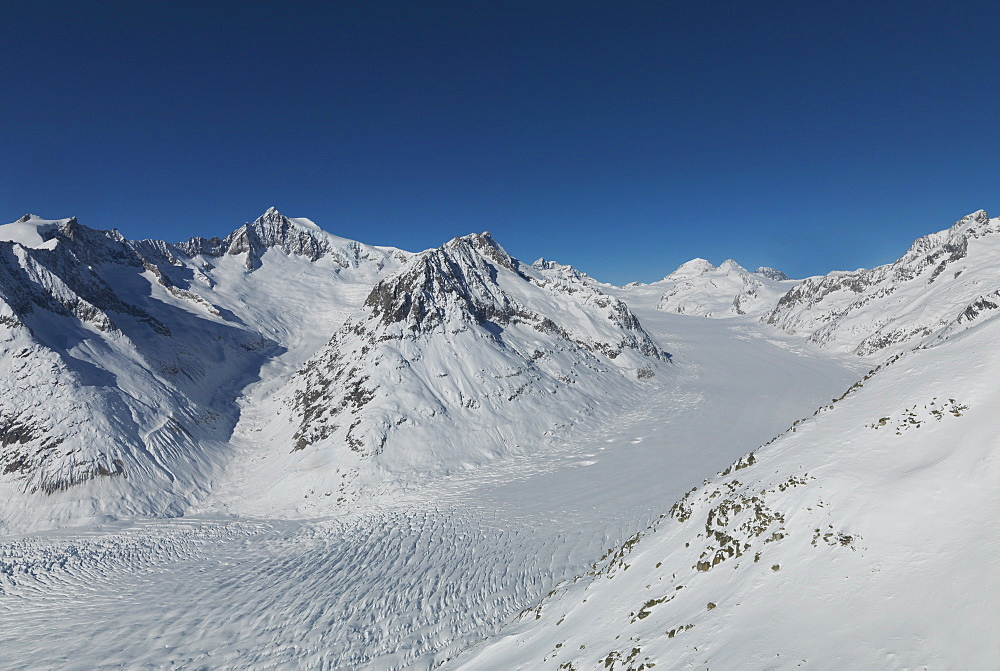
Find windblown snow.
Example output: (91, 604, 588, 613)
(1, 208, 997, 670)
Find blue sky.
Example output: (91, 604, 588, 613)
(3, 1, 998, 284)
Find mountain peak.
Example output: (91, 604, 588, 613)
(0, 215, 73, 249)
(754, 266, 789, 281)
(718, 259, 747, 273)
(666, 258, 716, 280)
(251, 206, 289, 226)
(446, 230, 522, 275)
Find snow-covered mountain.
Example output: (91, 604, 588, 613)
(651, 258, 797, 317)
(221, 231, 668, 514)
(0, 208, 413, 530)
(2, 206, 998, 670)
(0, 214, 265, 529)
(0, 210, 667, 530)
(764, 209, 1000, 357)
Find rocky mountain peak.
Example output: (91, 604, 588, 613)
(364, 232, 526, 333)
(170, 208, 401, 272)
(754, 266, 789, 281)
(291, 230, 666, 460)
(445, 231, 523, 275)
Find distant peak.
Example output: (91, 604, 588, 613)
(11, 214, 76, 227)
(449, 230, 501, 251)
(718, 259, 747, 273)
(253, 206, 287, 223)
(1, 214, 71, 249)
(666, 258, 715, 279)
(952, 209, 990, 231)
(532, 257, 566, 271)
(456, 230, 496, 245)
(754, 266, 789, 281)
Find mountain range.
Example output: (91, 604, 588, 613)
(1, 207, 997, 669)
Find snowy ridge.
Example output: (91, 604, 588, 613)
(0, 212, 668, 530)
(157, 206, 409, 271)
(0, 214, 67, 250)
(764, 209, 1000, 357)
(530, 257, 604, 288)
(652, 257, 797, 317)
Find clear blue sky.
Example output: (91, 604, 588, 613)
(3, 1, 998, 284)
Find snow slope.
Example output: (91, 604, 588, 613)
(0, 208, 407, 532)
(454, 280, 1000, 670)
(765, 209, 1000, 358)
(0, 214, 64, 250)
(0, 215, 274, 531)
(0, 298, 861, 670)
(208, 231, 669, 518)
(0, 209, 673, 531)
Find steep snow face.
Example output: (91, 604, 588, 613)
(764, 210, 1000, 358)
(0, 209, 408, 532)
(0, 216, 277, 531)
(228, 232, 668, 514)
(454, 293, 1000, 671)
(0, 214, 66, 250)
(653, 258, 797, 317)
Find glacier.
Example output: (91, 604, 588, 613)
(1, 207, 998, 670)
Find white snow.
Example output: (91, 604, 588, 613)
(644, 256, 798, 318)
(764, 209, 1000, 357)
(1, 208, 997, 670)
(0, 215, 65, 250)
(0, 299, 862, 670)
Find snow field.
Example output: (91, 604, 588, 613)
(0, 307, 861, 669)
(455, 297, 1000, 670)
